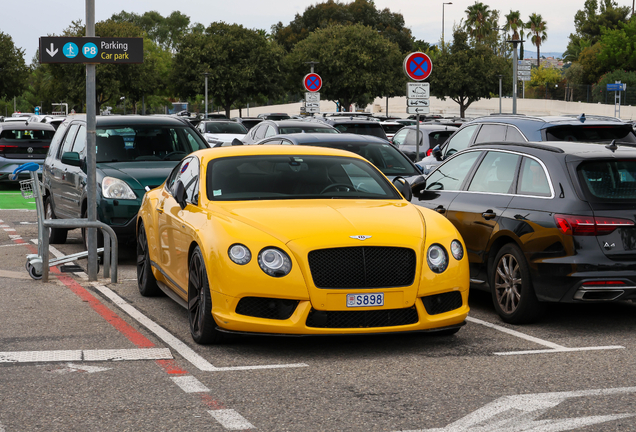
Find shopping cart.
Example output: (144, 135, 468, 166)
(10, 163, 118, 282)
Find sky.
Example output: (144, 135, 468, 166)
(2, 0, 629, 63)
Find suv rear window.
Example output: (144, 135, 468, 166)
(545, 125, 636, 143)
(0, 129, 55, 140)
(578, 160, 636, 200)
(333, 123, 387, 139)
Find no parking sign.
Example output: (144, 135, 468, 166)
(403, 52, 432, 81)
(303, 73, 322, 92)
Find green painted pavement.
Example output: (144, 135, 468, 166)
(0, 191, 36, 210)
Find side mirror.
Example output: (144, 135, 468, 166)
(61, 151, 81, 167)
(410, 175, 427, 199)
(432, 145, 443, 161)
(392, 176, 413, 201)
(174, 180, 187, 210)
(231, 138, 243, 146)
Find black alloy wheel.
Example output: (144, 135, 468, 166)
(188, 247, 223, 344)
(45, 196, 67, 244)
(490, 243, 544, 324)
(137, 222, 161, 296)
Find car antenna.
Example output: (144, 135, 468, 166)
(605, 139, 618, 152)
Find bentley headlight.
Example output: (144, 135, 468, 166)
(102, 177, 136, 199)
(228, 244, 251, 265)
(450, 240, 464, 261)
(427, 244, 448, 273)
(258, 247, 292, 277)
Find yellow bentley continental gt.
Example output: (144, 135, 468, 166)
(136, 145, 469, 344)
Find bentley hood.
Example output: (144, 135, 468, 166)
(215, 200, 426, 245)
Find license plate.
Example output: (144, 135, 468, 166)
(346, 293, 384, 308)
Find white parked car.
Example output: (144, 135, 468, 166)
(197, 120, 248, 147)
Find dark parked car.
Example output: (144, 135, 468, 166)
(417, 114, 636, 175)
(412, 140, 636, 323)
(256, 113, 291, 120)
(231, 117, 263, 130)
(42, 115, 209, 246)
(242, 119, 339, 145)
(391, 124, 458, 161)
(256, 133, 424, 182)
(315, 116, 389, 140)
(0, 121, 56, 181)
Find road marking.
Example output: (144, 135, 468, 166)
(171, 376, 210, 393)
(93, 282, 309, 372)
(0, 269, 33, 280)
(209, 409, 255, 430)
(467, 316, 625, 355)
(400, 386, 636, 432)
(57, 363, 112, 373)
(0, 348, 172, 363)
(8, 235, 21, 240)
(0, 243, 28, 248)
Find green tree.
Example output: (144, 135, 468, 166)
(464, 2, 493, 44)
(110, 10, 192, 51)
(429, 29, 509, 117)
(0, 32, 30, 101)
(529, 65, 563, 87)
(592, 69, 636, 102)
(504, 10, 524, 40)
(577, 43, 605, 84)
(526, 13, 548, 68)
(597, 18, 636, 72)
(272, 0, 414, 53)
(285, 23, 405, 111)
(171, 22, 286, 117)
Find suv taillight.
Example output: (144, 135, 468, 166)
(0, 145, 18, 153)
(555, 214, 634, 236)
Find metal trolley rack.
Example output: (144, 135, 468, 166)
(10, 163, 118, 282)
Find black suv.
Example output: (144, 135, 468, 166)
(417, 114, 636, 175)
(42, 115, 209, 246)
(315, 116, 388, 140)
(242, 119, 338, 145)
(412, 140, 636, 323)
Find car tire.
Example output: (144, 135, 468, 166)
(45, 196, 67, 244)
(188, 246, 223, 344)
(490, 243, 544, 324)
(137, 221, 161, 297)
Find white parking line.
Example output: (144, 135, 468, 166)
(92, 283, 308, 372)
(171, 376, 210, 393)
(208, 409, 255, 430)
(0, 348, 172, 363)
(467, 316, 625, 355)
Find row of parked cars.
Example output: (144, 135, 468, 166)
(5, 110, 636, 343)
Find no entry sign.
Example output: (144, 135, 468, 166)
(403, 52, 432, 81)
(303, 73, 322, 92)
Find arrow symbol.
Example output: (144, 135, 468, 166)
(46, 43, 58, 57)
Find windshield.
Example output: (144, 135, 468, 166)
(205, 122, 247, 134)
(95, 125, 208, 162)
(207, 155, 401, 201)
(278, 126, 339, 134)
(333, 123, 387, 139)
(381, 124, 403, 134)
(577, 159, 636, 201)
(545, 125, 636, 143)
(303, 141, 419, 177)
(0, 129, 55, 140)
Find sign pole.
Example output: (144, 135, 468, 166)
(415, 114, 421, 162)
(86, 0, 98, 281)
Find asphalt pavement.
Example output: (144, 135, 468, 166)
(1, 202, 636, 432)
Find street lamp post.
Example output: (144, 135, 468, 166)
(203, 72, 209, 119)
(506, 39, 524, 114)
(120, 96, 126, 115)
(498, 75, 503, 113)
(442, 2, 452, 47)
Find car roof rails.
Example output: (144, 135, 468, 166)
(471, 141, 565, 153)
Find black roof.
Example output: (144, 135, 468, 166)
(468, 140, 636, 159)
(0, 121, 55, 130)
(259, 133, 391, 146)
(262, 119, 335, 128)
(65, 114, 194, 127)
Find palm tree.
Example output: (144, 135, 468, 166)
(465, 1, 492, 43)
(504, 10, 523, 40)
(526, 13, 547, 68)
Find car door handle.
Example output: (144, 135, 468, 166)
(482, 210, 497, 220)
(434, 205, 446, 214)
